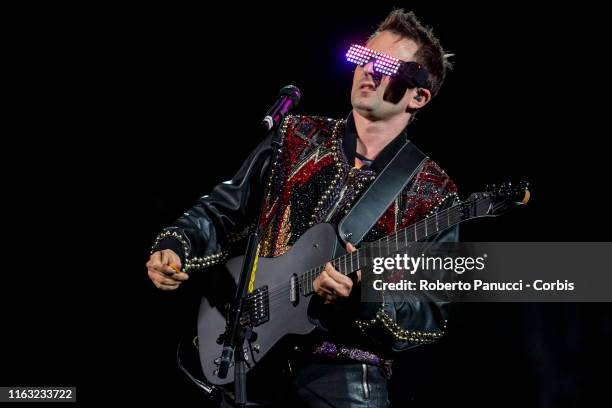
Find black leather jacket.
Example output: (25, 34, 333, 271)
(152, 135, 273, 270)
(152, 114, 458, 354)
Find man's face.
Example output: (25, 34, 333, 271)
(351, 31, 420, 120)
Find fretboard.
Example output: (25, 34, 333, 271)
(299, 200, 469, 295)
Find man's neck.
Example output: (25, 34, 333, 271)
(352, 110, 409, 160)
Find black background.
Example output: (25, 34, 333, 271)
(2, 2, 611, 406)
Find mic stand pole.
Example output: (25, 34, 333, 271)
(216, 124, 282, 408)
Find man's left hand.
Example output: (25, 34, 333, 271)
(313, 243, 361, 304)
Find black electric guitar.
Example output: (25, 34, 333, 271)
(197, 182, 530, 385)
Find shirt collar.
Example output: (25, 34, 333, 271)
(342, 111, 409, 173)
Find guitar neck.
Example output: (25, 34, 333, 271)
(299, 199, 473, 295)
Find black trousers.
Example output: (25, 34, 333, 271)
(221, 362, 390, 408)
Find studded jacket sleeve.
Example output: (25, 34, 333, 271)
(369, 218, 459, 353)
(151, 136, 273, 273)
(352, 163, 460, 353)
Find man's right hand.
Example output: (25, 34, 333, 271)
(146, 249, 189, 291)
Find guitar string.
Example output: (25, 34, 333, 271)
(239, 210, 470, 314)
(240, 198, 509, 317)
(239, 192, 520, 311)
(239, 196, 513, 313)
(240, 207, 471, 310)
(243, 211, 470, 309)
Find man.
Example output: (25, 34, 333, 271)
(147, 9, 457, 407)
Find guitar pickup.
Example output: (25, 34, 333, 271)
(241, 286, 269, 327)
(290, 275, 298, 303)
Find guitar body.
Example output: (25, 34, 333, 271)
(197, 223, 342, 386)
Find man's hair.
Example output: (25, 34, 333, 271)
(369, 9, 452, 97)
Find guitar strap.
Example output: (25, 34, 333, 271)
(338, 140, 427, 246)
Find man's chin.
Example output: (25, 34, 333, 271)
(352, 106, 381, 121)
(352, 99, 377, 113)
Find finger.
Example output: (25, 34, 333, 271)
(168, 263, 183, 275)
(313, 273, 332, 295)
(150, 276, 179, 290)
(146, 252, 163, 269)
(324, 263, 353, 292)
(171, 271, 189, 281)
(162, 250, 182, 268)
(159, 276, 181, 286)
(169, 262, 183, 273)
(157, 282, 180, 291)
(160, 250, 173, 265)
(317, 284, 334, 298)
(319, 268, 350, 297)
(343, 244, 360, 283)
(314, 273, 337, 299)
(148, 269, 182, 286)
(149, 256, 171, 273)
(155, 263, 179, 276)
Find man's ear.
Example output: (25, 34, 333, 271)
(405, 88, 432, 111)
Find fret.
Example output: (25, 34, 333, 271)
(311, 269, 315, 293)
(385, 235, 390, 257)
(308, 271, 312, 295)
(299, 273, 303, 295)
(300, 203, 469, 295)
(300, 272, 304, 295)
(310, 270, 314, 294)
(296, 203, 471, 296)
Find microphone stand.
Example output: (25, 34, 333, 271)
(216, 122, 283, 408)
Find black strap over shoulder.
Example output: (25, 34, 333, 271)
(338, 141, 427, 246)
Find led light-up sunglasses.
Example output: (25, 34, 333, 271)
(346, 44, 430, 88)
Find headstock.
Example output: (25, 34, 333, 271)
(462, 181, 530, 219)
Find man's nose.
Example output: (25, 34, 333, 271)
(362, 60, 376, 76)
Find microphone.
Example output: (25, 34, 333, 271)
(262, 85, 301, 131)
